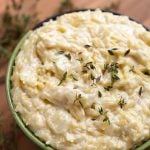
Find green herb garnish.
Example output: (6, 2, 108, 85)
(142, 69, 150, 76)
(58, 72, 67, 85)
(107, 48, 118, 55)
(139, 87, 143, 96)
(71, 74, 78, 81)
(103, 115, 110, 125)
(74, 93, 83, 108)
(65, 53, 71, 60)
(57, 50, 64, 54)
(84, 62, 96, 70)
(108, 63, 120, 83)
(124, 49, 130, 56)
(84, 44, 92, 48)
(98, 107, 103, 115)
(104, 85, 113, 91)
(98, 91, 102, 98)
(102, 63, 109, 74)
(118, 97, 126, 108)
(129, 66, 135, 72)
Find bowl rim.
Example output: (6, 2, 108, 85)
(5, 9, 150, 150)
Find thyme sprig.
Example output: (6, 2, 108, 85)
(0, 0, 39, 67)
(98, 107, 104, 115)
(108, 63, 120, 83)
(58, 72, 67, 85)
(107, 48, 118, 55)
(118, 97, 126, 108)
(103, 115, 110, 125)
(129, 66, 135, 73)
(74, 93, 83, 108)
(84, 62, 96, 70)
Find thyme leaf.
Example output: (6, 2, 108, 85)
(58, 72, 67, 85)
(74, 93, 83, 108)
(84, 44, 92, 48)
(108, 63, 120, 83)
(142, 69, 150, 76)
(102, 63, 109, 74)
(98, 91, 102, 98)
(104, 85, 113, 91)
(118, 97, 126, 108)
(84, 62, 96, 70)
(139, 87, 143, 96)
(103, 115, 110, 125)
(107, 48, 118, 55)
(70, 74, 78, 81)
(98, 107, 103, 115)
(57, 50, 64, 54)
(65, 53, 71, 60)
(124, 49, 130, 56)
(129, 66, 135, 73)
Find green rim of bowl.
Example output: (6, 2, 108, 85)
(5, 31, 54, 150)
(6, 12, 150, 150)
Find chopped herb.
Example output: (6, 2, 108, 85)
(139, 87, 143, 96)
(103, 115, 110, 125)
(90, 74, 97, 86)
(98, 91, 102, 98)
(71, 74, 78, 81)
(65, 53, 71, 60)
(98, 107, 103, 115)
(118, 97, 126, 108)
(111, 73, 120, 82)
(57, 50, 64, 54)
(142, 69, 150, 76)
(58, 72, 67, 85)
(102, 63, 109, 74)
(84, 44, 92, 48)
(129, 66, 135, 72)
(124, 49, 130, 56)
(107, 48, 118, 55)
(76, 57, 83, 62)
(108, 63, 120, 83)
(108, 63, 119, 74)
(74, 93, 83, 108)
(84, 62, 96, 70)
(108, 50, 114, 55)
(104, 85, 113, 91)
(109, 48, 118, 51)
(90, 73, 95, 81)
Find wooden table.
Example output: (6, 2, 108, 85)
(0, 0, 150, 149)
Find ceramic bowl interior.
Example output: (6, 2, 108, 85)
(6, 9, 150, 150)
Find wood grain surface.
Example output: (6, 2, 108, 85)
(0, 0, 150, 149)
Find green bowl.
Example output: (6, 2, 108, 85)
(5, 10, 150, 150)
